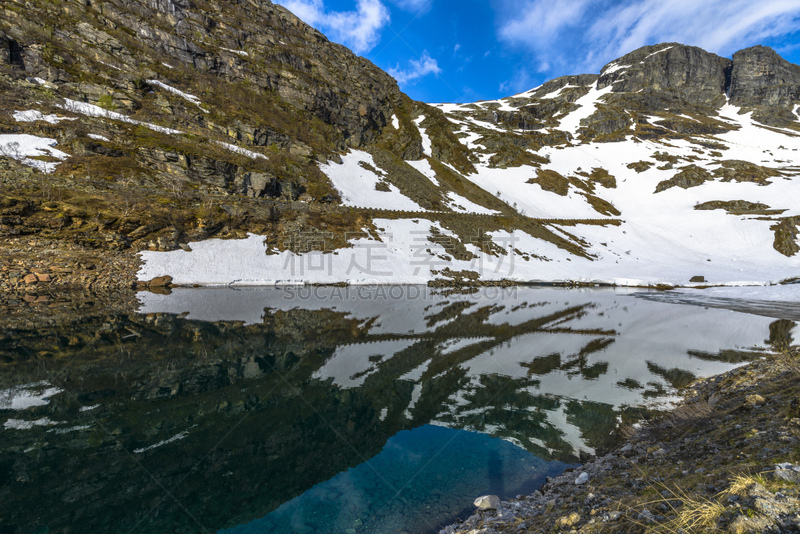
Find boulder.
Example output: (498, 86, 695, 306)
(147, 275, 173, 287)
(473, 495, 501, 510)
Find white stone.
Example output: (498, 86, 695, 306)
(474, 494, 502, 510)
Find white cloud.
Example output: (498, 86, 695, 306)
(498, 0, 591, 51)
(277, 0, 390, 54)
(388, 51, 442, 85)
(389, 0, 432, 12)
(497, 0, 800, 74)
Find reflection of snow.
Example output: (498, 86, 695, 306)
(138, 286, 783, 455)
(313, 339, 416, 389)
(0, 382, 63, 410)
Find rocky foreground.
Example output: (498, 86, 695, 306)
(443, 349, 800, 534)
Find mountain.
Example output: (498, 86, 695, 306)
(1, 1, 799, 288)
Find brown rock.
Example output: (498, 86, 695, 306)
(147, 275, 173, 287)
(23, 274, 38, 284)
(35, 273, 51, 282)
(556, 512, 581, 528)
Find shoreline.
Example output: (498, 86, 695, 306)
(441, 349, 800, 534)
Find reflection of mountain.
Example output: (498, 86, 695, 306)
(0, 287, 786, 532)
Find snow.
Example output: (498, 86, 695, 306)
(4, 417, 59, 430)
(538, 84, 578, 99)
(135, 94, 800, 288)
(0, 133, 70, 173)
(147, 79, 208, 112)
(415, 116, 433, 156)
(391, 114, 400, 129)
(13, 110, 76, 124)
(31, 77, 56, 88)
(88, 134, 110, 142)
(557, 83, 614, 135)
(405, 159, 440, 186)
(133, 430, 190, 453)
(59, 98, 182, 135)
(321, 150, 425, 211)
(214, 141, 268, 160)
(220, 47, 249, 57)
(645, 45, 673, 59)
(602, 62, 629, 75)
(676, 284, 800, 301)
(0, 382, 63, 411)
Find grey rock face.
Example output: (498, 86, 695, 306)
(598, 43, 732, 105)
(0, 31, 10, 65)
(730, 46, 800, 107)
(729, 45, 800, 125)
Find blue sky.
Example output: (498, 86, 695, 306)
(274, 0, 800, 103)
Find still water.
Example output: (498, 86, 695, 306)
(1, 286, 797, 533)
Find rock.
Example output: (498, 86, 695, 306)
(745, 394, 765, 407)
(35, 273, 51, 282)
(147, 275, 173, 287)
(598, 43, 732, 104)
(23, 274, 38, 284)
(728, 515, 774, 534)
(652, 448, 667, 458)
(608, 511, 622, 521)
(620, 443, 633, 452)
(555, 512, 580, 528)
(575, 472, 589, 485)
(690, 275, 706, 283)
(730, 46, 800, 124)
(774, 463, 800, 484)
(474, 495, 502, 510)
(637, 509, 656, 523)
(0, 31, 10, 65)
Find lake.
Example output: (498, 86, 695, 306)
(1, 285, 797, 533)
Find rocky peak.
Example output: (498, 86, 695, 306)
(597, 43, 732, 105)
(729, 45, 800, 124)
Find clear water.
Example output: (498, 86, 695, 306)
(0, 286, 795, 533)
(225, 425, 570, 534)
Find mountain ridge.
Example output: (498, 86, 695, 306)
(0, 0, 799, 290)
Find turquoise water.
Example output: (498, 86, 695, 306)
(224, 425, 570, 534)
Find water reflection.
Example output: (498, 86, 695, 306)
(0, 286, 791, 534)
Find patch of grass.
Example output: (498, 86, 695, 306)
(527, 169, 570, 196)
(627, 160, 654, 173)
(694, 200, 786, 216)
(655, 165, 713, 193)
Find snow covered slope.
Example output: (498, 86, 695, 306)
(138, 44, 800, 287)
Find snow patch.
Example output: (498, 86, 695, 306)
(4, 417, 60, 430)
(0, 382, 63, 411)
(134, 430, 190, 453)
(214, 141, 268, 160)
(0, 133, 70, 173)
(13, 110, 76, 124)
(321, 150, 425, 210)
(59, 99, 183, 135)
(147, 80, 208, 112)
(220, 47, 249, 57)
